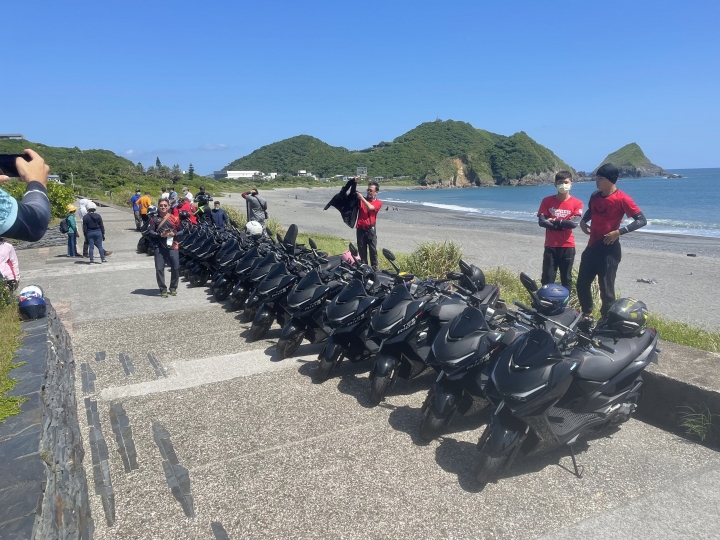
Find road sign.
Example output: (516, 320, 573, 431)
(357, 167, 367, 178)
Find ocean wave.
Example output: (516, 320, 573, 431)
(382, 199, 537, 221)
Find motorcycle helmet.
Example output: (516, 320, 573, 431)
(536, 283, 569, 315)
(85, 201, 97, 211)
(147, 205, 158, 216)
(178, 210, 191, 221)
(245, 220, 263, 240)
(459, 265, 485, 293)
(607, 298, 648, 336)
(18, 285, 46, 320)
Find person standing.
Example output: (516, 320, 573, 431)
(160, 187, 169, 200)
(210, 201, 229, 228)
(82, 202, 106, 264)
(148, 199, 184, 297)
(138, 191, 153, 225)
(66, 204, 79, 258)
(130, 189, 142, 230)
(194, 185, 213, 224)
(576, 163, 647, 328)
(182, 187, 193, 204)
(242, 189, 268, 227)
(537, 171, 583, 288)
(0, 237, 19, 283)
(168, 186, 178, 210)
(355, 180, 382, 270)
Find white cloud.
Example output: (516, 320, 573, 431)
(199, 143, 229, 151)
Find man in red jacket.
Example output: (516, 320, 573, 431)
(355, 179, 382, 270)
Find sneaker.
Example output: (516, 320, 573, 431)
(104, 251, 113, 256)
(161, 291, 169, 298)
(169, 290, 177, 296)
(101, 259, 107, 263)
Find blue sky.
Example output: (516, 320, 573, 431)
(3, 0, 718, 174)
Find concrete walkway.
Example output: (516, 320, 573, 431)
(15, 204, 720, 539)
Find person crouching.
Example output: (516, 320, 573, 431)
(148, 199, 185, 297)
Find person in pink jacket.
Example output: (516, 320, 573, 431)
(0, 237, 20, 282)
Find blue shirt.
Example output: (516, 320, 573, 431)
(130, 194, 141, 211)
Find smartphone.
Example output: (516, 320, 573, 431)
(0, 154, 30, 178)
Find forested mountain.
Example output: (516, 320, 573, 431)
(224, 120, 573, 186)
(593, 143, 667, 177)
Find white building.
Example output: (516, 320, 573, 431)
(214, 170, 262, 180)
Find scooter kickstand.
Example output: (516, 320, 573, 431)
(569, 444, 584, 479)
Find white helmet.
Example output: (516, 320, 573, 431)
(245, 220, 263, 239)
(86, 201, 97, 211)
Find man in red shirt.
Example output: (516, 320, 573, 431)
(577, 163, 647, 326)
(355, 180, 383, 270)
(537, 170, 583, 288)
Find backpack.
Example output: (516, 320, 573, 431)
(59, 218, 70, 234)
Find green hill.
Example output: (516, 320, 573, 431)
(224, 120, 573, 186)
(593, 143, 667, 177)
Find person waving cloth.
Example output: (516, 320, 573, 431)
(576, 163, 647, 329)
(355, 180, 382, 270)
(148, 198, 185, 297)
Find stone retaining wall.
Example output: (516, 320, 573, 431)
(12, 225, 67, 251)
(32, 302, 94, 539)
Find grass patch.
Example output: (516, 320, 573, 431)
(648, 315, 720, 353)
(297, 232, 354, 256)
(0, 301, 24, 422)
(677, 404, 717, 443)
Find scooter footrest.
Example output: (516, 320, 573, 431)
(547, 407, 602, 438)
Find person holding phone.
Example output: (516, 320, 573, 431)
(0, 149, 51, 242)
(148, 198, 185, 297)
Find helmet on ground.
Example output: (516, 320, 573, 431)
(178, 210, 191, 221)
(607, 298, 648, 336)
(245, 220, 263, 239)
(18, 285, 46, 320)
(536, 283, 569, 315)
(147, 205, 158, 216)
(85, 201, 97, 211)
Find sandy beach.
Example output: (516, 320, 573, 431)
(219, 186, 720, 331)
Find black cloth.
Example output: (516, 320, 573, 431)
(154, 246, 180, 293)
(541, 247, 575, 288)
(576, 241, 621, 318)
(357, 226, 378, 270)
(324, 179, 359, 228)
(82, 212, 105, 236)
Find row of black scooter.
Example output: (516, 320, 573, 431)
(139, 221, 660, 483)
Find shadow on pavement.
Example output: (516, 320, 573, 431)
(386, 403, 492, 446)
(131, 288, 160, 296)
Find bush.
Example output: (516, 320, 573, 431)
(405, 241, 462, 279)
(4, 180, 76, 218)
(224, 206, 246, 229)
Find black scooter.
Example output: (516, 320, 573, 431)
(419, 272, 579, 440)
(475, 297, 659, 484)
(367, 254, 498, 405)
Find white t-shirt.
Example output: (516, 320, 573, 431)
(184, 192, 194, 203)
(160, 193, 169, 199)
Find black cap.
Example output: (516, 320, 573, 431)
(596, 163, 619, 184)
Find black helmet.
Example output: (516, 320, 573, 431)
(607, 298, 648, 336)
(178, 210, 191, 221)
(536, 284, 569, 315)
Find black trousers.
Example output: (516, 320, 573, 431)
(154, 246, 180, 292)
(576, 241, 622, 318)
(356, 226, 378, 270)
(541, 247, 576, 288)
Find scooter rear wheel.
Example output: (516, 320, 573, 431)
(369, 375, 390, 405)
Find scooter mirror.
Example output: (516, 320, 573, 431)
(309, 238, 317, 250)
(382, 248, 395, 262)
(519, 272, 539, 292)
(349, 243, 358, 257)
(447, 271, 463, 280)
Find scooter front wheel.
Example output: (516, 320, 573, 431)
(214, 280, 233, 301)
(242, 306, 257, 323)
(419, 407, 451, 441)
(475, 449, 504, 485)
(249, 316, 273, 342)
(277, 330, 304, 359)
(315, 358, 334, 382)
(369, 375, 390, 405)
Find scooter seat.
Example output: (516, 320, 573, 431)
(573, 330, 655, 382)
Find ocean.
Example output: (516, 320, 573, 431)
(381, 168, 720, 238)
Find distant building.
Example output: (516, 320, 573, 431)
(373, 176, 385, 182)
(0, 134, 24, 140)
(214, 170, 263, 180)
(297, 170, 309, 176)
(48, 175, 64, 185)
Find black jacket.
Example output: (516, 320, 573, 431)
(324, 179, 359, 228)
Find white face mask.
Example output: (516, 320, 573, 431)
(556, 183, 571, 194)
